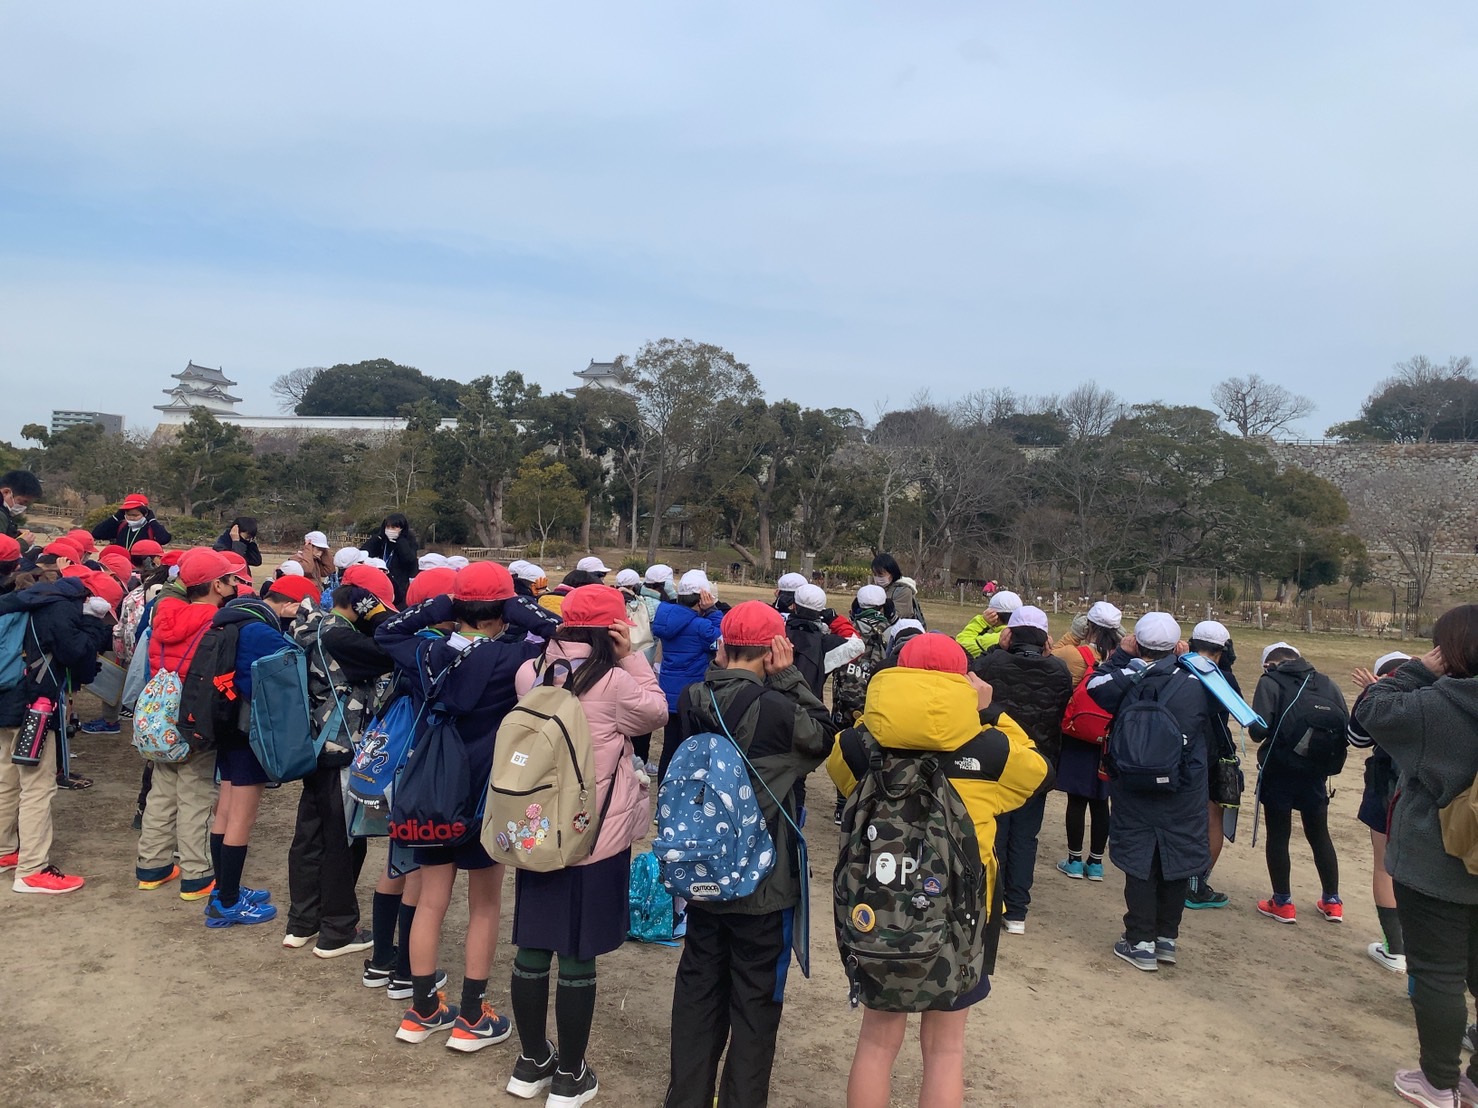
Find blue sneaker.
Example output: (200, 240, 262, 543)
(204, 892, 279, 928)
(1113, 937, 1158, 972)
(1155, 937, 1178, 965)
(239, 885, 272, 906)
(396, 995, 460, 1043)
(446, 1001, 512, 1052)
(1056, 858, 1084, 880)
(1085, 861, 1105, 882)
(80, 719, 121, 734)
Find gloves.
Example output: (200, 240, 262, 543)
(84, 596, 113, 619)
(1069, 613, 1091, 639)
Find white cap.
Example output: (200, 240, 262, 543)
(777, 572, 807, 591)
(987, 590, 1023, 613)
(514, 562, 546, 583)
(1087, 601, 1123, 630)
(1007, 605, 1049, 632)
(856, 584, 887, 608)
(333, 546, 367, 571)
(1375, 651, 1411, 673)
(507, 559, 530, 576)
(278, 559, 305, 577)
(1134, 612, 1181, 651)
(1260, 641, 1300, 667)
(886, 618, 925, 644)
(364, 557, 388, 570)
(795, 584, 828, 611)
(445, 555, 469, 570)
(615, 568, 642, 588)
(1191, 620, 1230, 646)
(577, 556, 611, 574)
(304, 530, 329, 549)
(645, 563, 674, 584)
(677, 569, 711, 595)
(418, 553, 450, 570)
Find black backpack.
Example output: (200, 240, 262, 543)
(1265, 673, 1349, 778)
(1104, 670, 1190, 793)
(178, 623, 244, 752)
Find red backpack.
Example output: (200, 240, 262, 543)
(1061, 646, 1112, 744)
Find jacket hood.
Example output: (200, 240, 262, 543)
(215, 595, 283, 630)
(0, 577, 87, 611)
(893, 576, 919, 591)
(862, 666, 981, 751)
(852, 608, 890, 640)
(1435, 674, 1478, 723)
(1269, 657, 1315, 679)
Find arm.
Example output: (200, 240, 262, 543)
(321, 623, 393, 684)
(606, 654, 671, 735)
(989, 712, 1054, 813)
(213, 532, 231, 552)
(1084, 651, 1144, 713)
(822, 633, 866, 675)
(506, 593, 562, 635)
(760, 664, 836, 761)
(955, 614, 1000, 659)
(828, 613, 858, 639)
(364, 535, 385, 559)
(1353, 660, 1437, 770)
(374, 595, 452, 673)
(149, 518, 172, 545)
(1247, 675, 1280, 742)
(243, 540, 262, 567)
(91, 516, 119, 541)
(827, 727, 868, 798)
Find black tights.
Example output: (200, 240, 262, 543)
(1065, 795, 1110, 856)
(1264, 805, 1339, 898)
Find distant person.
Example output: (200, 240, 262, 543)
(91, 493, 172, 550)
(0, 470, 42, 556)
(1053, 603, 1123, 882)
(870, 553, 926, 628)
(574, 555, 611, 581)
(213, 517, 262, 568)
(365, 514, 420, 607)
(1183, 620, 1242, 911)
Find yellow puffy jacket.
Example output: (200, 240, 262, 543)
(827, 666, 1051, 916)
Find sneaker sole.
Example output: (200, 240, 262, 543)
(1319, 912, 1344, 923)
(1368, 951, 1406, 973)
(1085, 873, 1104, 882)
(506, 1075, 555, 1099)
(13, 879, 84, 894)
(313, 939, 374, 959)
(1257, 907, 1297, 924)
(1113, 948, 1158, 972)
(1156, 954, 1178, 965)
(1058, 871, 1084, 880)
(1183, 900, 1230, 910)
(446, 1026, 513, 1052)
(362, 972, 393, 989)
(1394, 1078, 1455, 1108)
(179, 883, 216, 902)
(282, 933, 318, 949)
(205, 908, 278, 928)
(547, 1078, 599, 1107)
(396, 1021, 456, 1044)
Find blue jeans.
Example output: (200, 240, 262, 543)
(994, 791, 1048, 920)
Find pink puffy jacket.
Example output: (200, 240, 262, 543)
(514, 641, 669, 866)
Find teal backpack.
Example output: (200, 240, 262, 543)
(0, 611, 27, 692)
(248, 645, 321, 783)
(627, 847, 677, 945)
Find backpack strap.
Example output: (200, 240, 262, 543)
(423, 636, 486, 711)
(704, 683, 803, 841)
(1076, 645, 1096, 674)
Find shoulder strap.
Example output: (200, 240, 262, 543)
(315, 618, 345, 715)
(705, 684, 802, 840)
(1269, 673, 1312, 745)
(1076, 645, 1096, 673)
(424, 636, 486, 710)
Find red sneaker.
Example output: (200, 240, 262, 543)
(13, 864, 85, 895)
(1317, 898, 1344, 923)
(0, 851, 17, 872)
(1257, 898, 1297, 924)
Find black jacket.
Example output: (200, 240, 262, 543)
(1249, 658, 1348, 775)
(970, 642, 1073, 764)
(92, 510, 172, 549)
(785, 616, 851, 698)
(364, 532, 419, 607)
(0, 578, 111, 726)
(213, 529, 263, 567)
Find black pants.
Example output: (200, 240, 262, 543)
(666, 906, 786, 1108)
(1395, 881, 1478, 1090)
(286, 764, 368, 943)
(656, 713, 684, 786)
(1122, 846, 1188, 945)
(1263, 804, 1339, 898)
(1065, 794, 1110, 856)
(994, 791, 1047, 920)
(631, 733, 652, 762)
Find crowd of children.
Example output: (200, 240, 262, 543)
(2, 470, 1475, 1107)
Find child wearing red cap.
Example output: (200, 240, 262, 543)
(91, 494, 172, 551)
(664, 601, 836, 1108)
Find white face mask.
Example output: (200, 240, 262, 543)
(384, 528, 402, 541)
(127, 517, 146, 529)
(3, 495, 23, 517)
(872, 575, 889, 587)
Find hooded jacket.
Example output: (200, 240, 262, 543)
(969, 640, 1073, 764)
(91, 509, 172, 550)
(514, 641, 669, 866)
(0, 578, 111, 726)
(1249, 657, 1347, 776)
(884, 576, 925, 628)
(1354, 659, 1478, 905)
(677, 665, 835, 915)
(956, 613, 1007, 659)
(784, 612, 865, 699)
(827, 666, 1051, 921)
(363, 530, 419, 607)
(147, 594, 218, 677)
(652, 601, 725, 712)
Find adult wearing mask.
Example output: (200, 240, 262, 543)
(870, 553, 926, 628)
(213, 517, 263, 568)
(364, 514, 419, 608)
(91, 494, 172, 550)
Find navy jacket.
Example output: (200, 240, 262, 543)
(213, 529, 263, 567)
(92, 510, 172, 549)
(0, 578, 111, 726)
(210, 596, 296, 748)
(363, 532, 419, 607)
(652, 601, 724, 712)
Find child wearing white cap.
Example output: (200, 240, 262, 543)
(955, 590, 1023, 659)
(1183, 620, 1243, 911)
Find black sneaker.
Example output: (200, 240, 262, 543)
(506, 1041, 558, 1099)
(362, 956, 395, 988)
(1184, 881, 1230, 910)
(313, 928, 374, 959)
(547, 1062, 598, 1108)
(387, 968, 448, 1000)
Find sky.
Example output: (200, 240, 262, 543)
(2, 2, 1476, 443)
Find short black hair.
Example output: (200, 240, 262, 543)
(1139, 645, 1174, 662)
(562, 569, 600, 588)
(0, 470, 41, 498)
(184, 582, 215, 601)
(452, 598, 506, 626)
(331, 584, 355, 609)
(1010, 626, 1049, 649)
(384, 513, 410, 530)
(1188, 638, 1223, 657)
(234, 516, 258, 536)
(871, 553, 902, 582)
(677, 593, 700, 608)
(1264, 647, 1299, 667)
(726, 644, 770, 664)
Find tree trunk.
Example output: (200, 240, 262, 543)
(877, 474, 892, 551)
(581, 499, 592, 551)
(646, 445, 667, 564)
(757, 461, 776, 565)
(491, 479, 507, 548)
(629, 478, 640, 553)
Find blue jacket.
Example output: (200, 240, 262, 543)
(652, 601, 724, 711)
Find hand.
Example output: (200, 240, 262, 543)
(698, 589, 716, 612)
(1120, 633, 1139, 658)
(764, 634, 794, 675)
(1352, 667, 1377, 689)
(19, 528, 34, 545)
(229, 524, 240, 541)
(982, 609, 1001, 627)
(608, 620, 632, 660)
(966, 672, 994, 711)
(1419, 646, 1447, 676)
(1175, 640, 1190, 656)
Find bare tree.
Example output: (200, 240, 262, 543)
(270, 366, 326, 413)
(1347, 469, 1460, 615)
(1059, 382, 1125, 441)
(1385, 355, 1474, 443)
(1211, 374, 1315, 438)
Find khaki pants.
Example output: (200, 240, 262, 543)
(136, 751, 217, 880)
(0, 725, 60, 877)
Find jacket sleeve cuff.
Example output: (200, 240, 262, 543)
(979, 704, 1004, 725)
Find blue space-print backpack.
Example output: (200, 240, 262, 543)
(657, 683, 775, 903)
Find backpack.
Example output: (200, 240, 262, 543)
(482, 659, 609, 872)
(247, 644, 321, 783)
(833, 624, 887, 725)
(388, 640, 486, 847)
(0, 611, 28, 692)
(1104, 670, 1190, 793)
(349, 694, 421, 808)
(833, 729, 987, 1012)
(627, 846, 678, 944)
(657, 682, 777, 903)
(132, 624, 212, 763)
(1264, 673, 1350, 778)
(1439, 776, 1478, 876)
(121, 625, 152, 711)
(178, 623, 246, 754)
(1061, 647, 1112, 744)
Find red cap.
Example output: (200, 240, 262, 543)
(0, 534, 20, 562)
(561, 584, 632, 629)
(43, 540, 83, 562)
(406, 567, 457, 606)
(454, 562, 515, 603)
(236, 583, 256, 598)
(898, 633, 968, 675)
(266, 575, 321, 605)
(83, 571, 125, 612)
(177, 548, 233, 588)
(720, 601, 785, 647)
(120, 494, 149, 511)
(61, 564, 90, 578)
(342, 564, 397, 610)
(218, 551, 251, 580)
(129, 539, 165, 557)
(160, 549, 183, 567)
(99, 551, 133, 580)
(66, 529, 96, 551)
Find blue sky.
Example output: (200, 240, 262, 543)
(2, 2, 1475, 443)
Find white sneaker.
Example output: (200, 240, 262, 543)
(1368, 940, 1407, 974)
(1004, 919, 1026, 935)
(282, 931, 318, 949)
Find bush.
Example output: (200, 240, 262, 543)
(163, 516, 219, 545)
(539, 540, 577, 561)
(620, 556, 647, 574)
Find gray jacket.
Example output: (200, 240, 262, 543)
(1355, 659, 1478, 904)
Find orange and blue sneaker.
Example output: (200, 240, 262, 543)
(396, 994, 460, 1044)
(1317, 896, 1344, 923)
(447, 1001, 512, 1053)
(180, 876, 216, 902)
(138, 864, 180, 891)
(1257, 897, 1297, 924)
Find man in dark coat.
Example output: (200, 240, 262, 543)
(970, 605, 1073, 933)
(1087, 611, 1214, 971)
(0, 470, 42, 557)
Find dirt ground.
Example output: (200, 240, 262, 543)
(1, 585, 1445, 1107)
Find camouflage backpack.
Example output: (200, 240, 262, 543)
(831, 611, 889, 726)
(834, 728, 987, 1012)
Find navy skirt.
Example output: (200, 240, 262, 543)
(1357, 750, 1398, 833)
(1055, 738, 1109, 801)
(513, 849, 632, 961)
(216, 743, 270, 787)
(1258, 768, 1329, 814)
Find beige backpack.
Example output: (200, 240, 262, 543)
(482, 660, 608, 872)
(1440, 776, 1478, 876)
